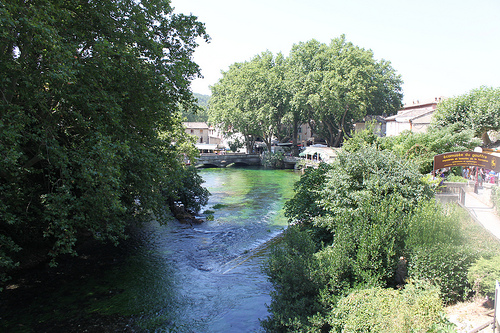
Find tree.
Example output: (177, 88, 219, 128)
(285, 39, 327, 152)
(0, 0, 209, 273)
(209, 51, 289, 153)
(431, 86, 500, 145)
(264, 147, 434, 331)
(378, 127, 481, 173)
(286, 36, 403, 147)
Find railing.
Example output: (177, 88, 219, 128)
(435, 182, 467, 205)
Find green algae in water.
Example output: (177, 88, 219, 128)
(212, 204, 227, 209)
(2, 167, 301, 332)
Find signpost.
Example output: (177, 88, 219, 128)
(434, 151, 500, 194)
(433, 151, 500, 172)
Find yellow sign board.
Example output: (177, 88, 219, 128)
(433, 152, 500, 172)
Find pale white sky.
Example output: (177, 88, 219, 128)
(172, 0, 500, 105)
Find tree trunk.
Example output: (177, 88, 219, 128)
(481, 130, 491, 146)
(292, 118, 299, 156)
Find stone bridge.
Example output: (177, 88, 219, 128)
(195, 153, 262, 168)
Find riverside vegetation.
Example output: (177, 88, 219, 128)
(262, 129, 500, 332)
(0, 0, 210, 286)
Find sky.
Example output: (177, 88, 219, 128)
(172, 0, 500, 105)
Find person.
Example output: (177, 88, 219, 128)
(489, 170, 496, 184)
(395, 256, 407, 288)
(439, 169, 445, 186)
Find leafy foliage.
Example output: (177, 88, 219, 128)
(408, 244, 479, 304)
(264, 148, 437, 331)
(210, 36, 403, 151)
(316, 282, 450, 333)
(287, 36, 403, 147)
(468, 255, 500, 298)
(378, 128, 480, 173)
(261, 151, 285, 169)
(284, 163, 332, 224)
(405, 201, 464, 249)
(181, 93, 210, 122)
(0, 0, 209, 272)
(345, 120, 480, 174)
(209, 51, 289, 153)
(261, 226, 324, 332)
(315, 147, 433, 234)
(431, 86, 500, 144)
(264, 125, 499, 331)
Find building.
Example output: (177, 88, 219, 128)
(353, 115, 387, 137)
(353, 97, 444, 137)
(183, 122, 223, 145)
(297, 123, 315, 146)
(385, 97, 444, 136)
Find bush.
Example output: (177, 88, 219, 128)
(284, 163, 332, 225)
(468, 255, 500, 298)
(446, 174, 468, 183)
(262, 226, 324, 332)
(314, 282, 452, 333)
(314, 193, 410, 295)
(492, 186, 500, 215)
(408, 244, 479, 304)
(405, 200, 464, 249)
(262, 151, 285, 169)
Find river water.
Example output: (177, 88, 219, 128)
(1, 167, 300, 332)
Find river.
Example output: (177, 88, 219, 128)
(0, 167, 300, 332)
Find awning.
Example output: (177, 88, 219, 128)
(195, 143, 219, 151)
(299, 147, 338, 162)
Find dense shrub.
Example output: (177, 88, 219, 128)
(262, 151, 285, 169)
(405, 201, 464, 249)
(312, 282, 452, 333)
(284, 163, 333, 225)
(468, 255, 500, 298)
(313, 194, 410, 296)
(408, 244, 479, 304)
(263, 143, 494, 331)
(492, 186, 500, 215)
(262, 226, 324, 332)
(309, 148, 434, 294)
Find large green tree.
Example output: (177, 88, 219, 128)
(0, 0, 209, 273)
(287, 36, 403, 147)
(209, 51, 289, 152)
(431, 86, 500, 145)
(265, 147, 434, 331)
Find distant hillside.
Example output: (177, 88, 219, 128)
(182, 93, 210, 122)
(194, 93, 210, 110)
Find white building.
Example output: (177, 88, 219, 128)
(183, 122, 223, 145)
(385, 98, 443, 136)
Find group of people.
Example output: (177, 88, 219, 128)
(434, 167, 499, 186)
(462, 167, 498, 185)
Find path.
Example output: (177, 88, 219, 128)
(463, 184, 500, 241)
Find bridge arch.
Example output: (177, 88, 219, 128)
(195, 153, 262, 168)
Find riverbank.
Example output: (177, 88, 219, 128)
(0, 233, 143, 332)
(1, 168, 300, 332)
